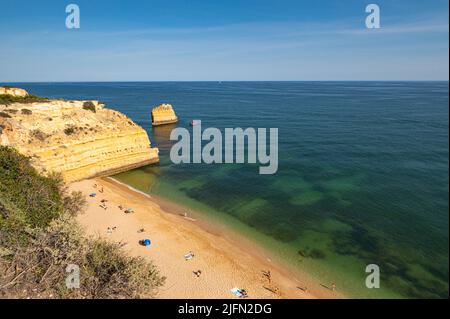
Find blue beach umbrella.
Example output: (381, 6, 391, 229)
(143, 239, 151, 247)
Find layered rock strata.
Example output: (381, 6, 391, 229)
(151, 104, 178, 126)
(0, 94, 159, 182)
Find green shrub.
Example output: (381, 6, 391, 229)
(63, 190, 86, 217)
(0, 112, 11, 118)
(82, 101, 96, 113)
(81, 239, 164, 298)
(0, 146, 63, 228)
(0, 94, 49, 105)
(64, 127, 76, 135)
(21, 108, 32, 115)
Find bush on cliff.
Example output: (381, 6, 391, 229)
(64, 126, 76, 135)
(0, 94, 49, 105)
(82, 101, 96, 113)
(3, 109, 18, 114)
(0, 146, 63, 228)
(0, 146, 164, 298)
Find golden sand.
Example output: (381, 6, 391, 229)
(70, 178, 343, 299)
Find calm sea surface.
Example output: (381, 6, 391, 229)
(12, 82, 449, 298)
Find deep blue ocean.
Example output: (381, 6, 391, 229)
(11, 81, 449, 298)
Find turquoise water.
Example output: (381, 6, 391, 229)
(13, 82, 449, 298)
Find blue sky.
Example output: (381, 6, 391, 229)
(0, 0, 448, 81)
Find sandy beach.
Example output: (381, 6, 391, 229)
(70, 178, 343, 299)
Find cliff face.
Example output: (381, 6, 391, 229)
(0, 98, 159, 182)
(0, 87, 29, 97)
(151, 104, 178, 126)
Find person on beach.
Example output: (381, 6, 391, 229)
(265, 270, 271, 283)
(184, 251, 195, 260)
(193, 270, 202, 278)
(331, 283, 336, 291)
(262, 270, 272, 284)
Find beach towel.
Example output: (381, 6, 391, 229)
(230, 288, 243, 297)
(89, 193, 96, 197)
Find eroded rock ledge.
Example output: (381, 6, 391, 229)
(0, 89, 159, 182)
(151, 104, 178, 126)
(0, 87, 28, 97)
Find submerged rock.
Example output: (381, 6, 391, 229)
(298, 248, 326, 259)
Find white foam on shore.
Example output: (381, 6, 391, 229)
(106, 177, 154, 200)
(106, 177, 197, 221)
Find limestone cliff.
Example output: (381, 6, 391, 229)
(0, 87, 29, 97)
(151, 104, 178, 126)
(0, 98, 159, 182)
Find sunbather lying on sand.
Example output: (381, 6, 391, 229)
(231, 288, 248, 298)
(184, 251, 195, 260)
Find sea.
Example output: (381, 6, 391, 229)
(10, 81, 449, 298)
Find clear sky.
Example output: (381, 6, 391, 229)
(0, 0, 448, 81)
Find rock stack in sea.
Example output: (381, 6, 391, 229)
(151, 103, 178, 126)
(0, 87, 159, 182)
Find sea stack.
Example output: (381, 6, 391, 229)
(0, 87, 159, 182)
(151, 103, 178, 126)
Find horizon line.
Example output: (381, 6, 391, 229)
(2, 80, 449, 84)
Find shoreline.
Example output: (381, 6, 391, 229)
(71, 177, 344, 299)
